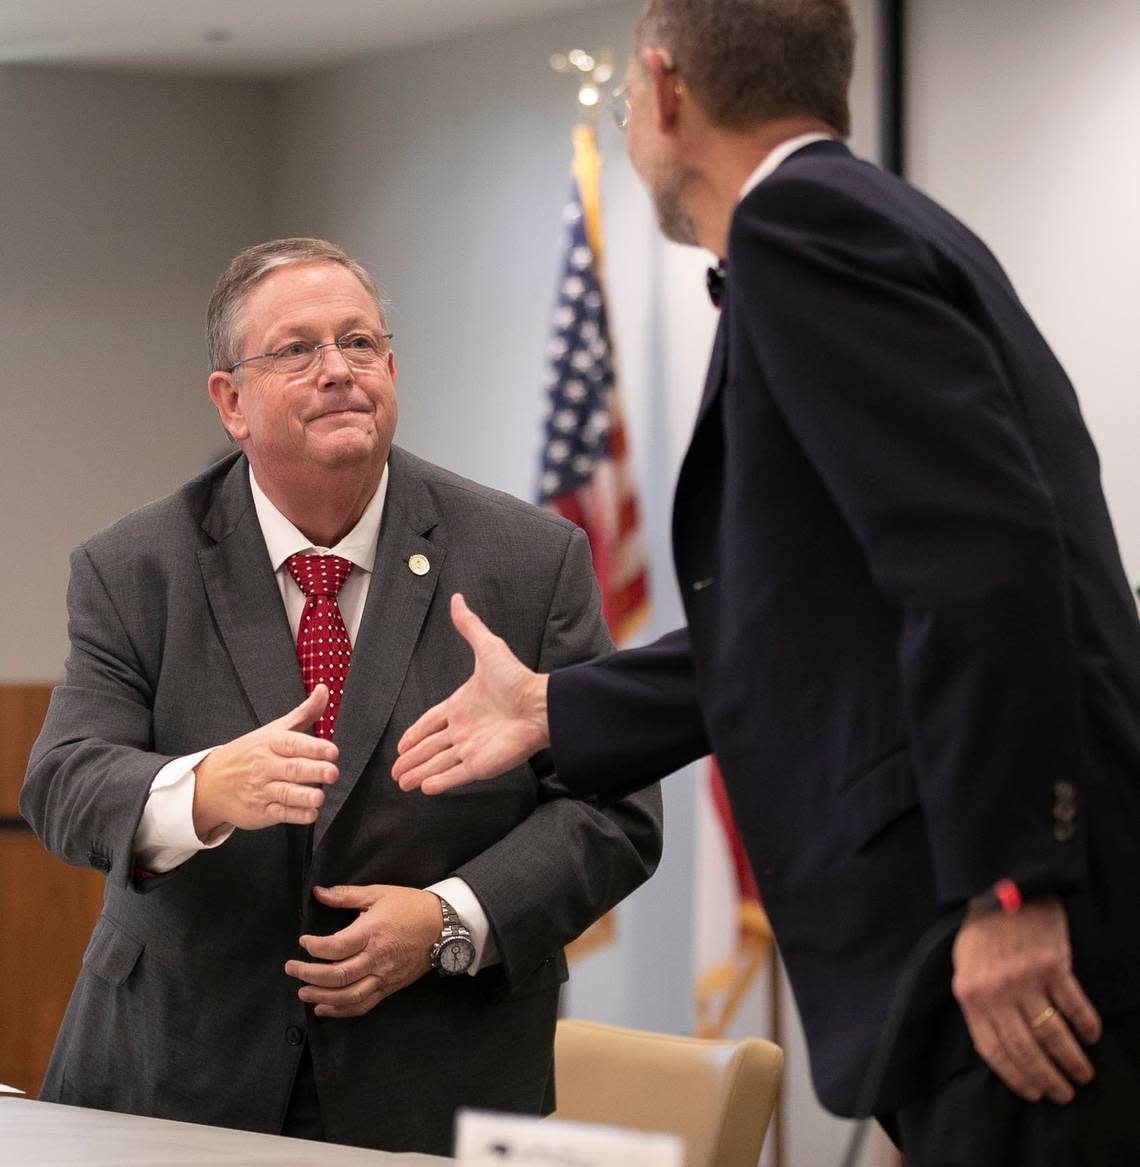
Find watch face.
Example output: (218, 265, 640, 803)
(439, 937, 476, 974)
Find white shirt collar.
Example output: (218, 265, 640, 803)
(248, 463, 389, 574)
(739, 132, 835, 202)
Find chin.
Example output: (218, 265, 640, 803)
(309, 431, 379, 466)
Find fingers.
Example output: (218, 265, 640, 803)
(299, 920, 367, 962)
(422, 766, 479, 795)
(393, 735, 459, 791)
(265, 780, 326, 825)
(962, 1011, 1047, 1102)
(279, 684, 332, 733)
(394, 705, 450, 761)
(952, 898, 1101, 1105)
(270, 752, 339, 784)
(286, 954, 374, 991)
(1049, 975, 1102, 1045)
(298, 973, 385, 1018)
(312, 884, 376, 912)
(450, 592, 491, 651)
(1024, 1003, 1094, 1093)
(991, 1007, 1077, 1103)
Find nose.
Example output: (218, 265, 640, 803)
(316, 341, 353, 384)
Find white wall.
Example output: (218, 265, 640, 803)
(0, 66, 276, 680)
(907, 0, 1140, 593)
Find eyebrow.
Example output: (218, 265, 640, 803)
(263, 314, 382, 345)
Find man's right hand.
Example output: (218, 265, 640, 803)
(192, 685, 339, 837)
(392, 593, 551, 794)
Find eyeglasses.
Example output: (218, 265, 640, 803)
(612, 50, 680, 133)
(228, 332, 394, 376)
(610, 84, 631, 131)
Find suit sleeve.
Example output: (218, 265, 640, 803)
(547, 627, 709, 799)
(451, 527, 669, 985)
(20, 545, 176, 889)
(730, 174, 1086, 905)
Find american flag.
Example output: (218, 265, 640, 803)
(539, 125, 648, 644)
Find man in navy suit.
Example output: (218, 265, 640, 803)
(394, 0, 1140, 1161)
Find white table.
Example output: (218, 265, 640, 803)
(0, 1097, 452, 1165)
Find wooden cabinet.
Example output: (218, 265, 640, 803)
(0, 686, 103, 1096)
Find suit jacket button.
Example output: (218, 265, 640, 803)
(1054, 822, 1075, 843)
(285, 1025, 304, 1046)
(1052, 781, 1075, 802)
(88, 850, 111, 872)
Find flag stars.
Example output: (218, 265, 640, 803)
(539, 178, 621, 505)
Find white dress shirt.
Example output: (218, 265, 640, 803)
(739, 131, 834, 202)
(132, 463, 497, 972)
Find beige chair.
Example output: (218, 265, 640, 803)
(553, 1019, 784, 1167)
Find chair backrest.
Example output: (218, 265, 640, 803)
(553, 1019, 783, 1167)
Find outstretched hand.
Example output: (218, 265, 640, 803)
(192, 685, 338, 836)
(392, 593, 551, 794)
(952, 896, 1101, 1104)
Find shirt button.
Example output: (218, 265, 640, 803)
(285, 1026, 304, 1046)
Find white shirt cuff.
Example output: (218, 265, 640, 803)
(133, 749, 234, 873)
(427, 877, 499, 974)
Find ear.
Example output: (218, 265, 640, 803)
(385, 348, 397, 385)
(639, 47, 683, 133)
(208, 371, 249, 442)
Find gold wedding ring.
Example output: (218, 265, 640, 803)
(1029, 1005, 1056, 1030)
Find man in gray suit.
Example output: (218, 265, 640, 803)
(21, 237, 662, 1156)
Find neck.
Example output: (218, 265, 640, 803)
(685, 117, 835, 257)
(249, 457, 382, 548)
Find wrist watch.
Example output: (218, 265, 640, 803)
(430, 896, 476, 976)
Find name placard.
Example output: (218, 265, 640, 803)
(455, 1109, 683, 1166)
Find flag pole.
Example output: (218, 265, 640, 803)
(545, 47, 650, 967)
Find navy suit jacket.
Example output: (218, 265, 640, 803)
(548, 141, 1140, 1114)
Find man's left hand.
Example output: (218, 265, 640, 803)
(952, 896, 1102, 1104)
(285, 884, 441, 1018)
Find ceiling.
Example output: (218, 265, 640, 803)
(0, 0, 614, 78)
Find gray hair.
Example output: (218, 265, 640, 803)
(207, 237, 387, 373)
(635, 0, 854, 136)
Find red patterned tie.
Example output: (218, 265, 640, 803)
(285, 553, 354, 739)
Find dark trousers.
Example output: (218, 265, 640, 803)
(281, 1043, 325, 1141)
(886, 1010, 1140, 1166)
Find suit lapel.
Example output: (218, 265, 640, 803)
(198, 458, 304, 728)
(312, 449, 443, 852)
(694, 301, 729, 426)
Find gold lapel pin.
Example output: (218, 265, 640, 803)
(408, 554, 431, 576)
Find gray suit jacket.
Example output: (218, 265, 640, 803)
(21, 447, 663, 1155)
